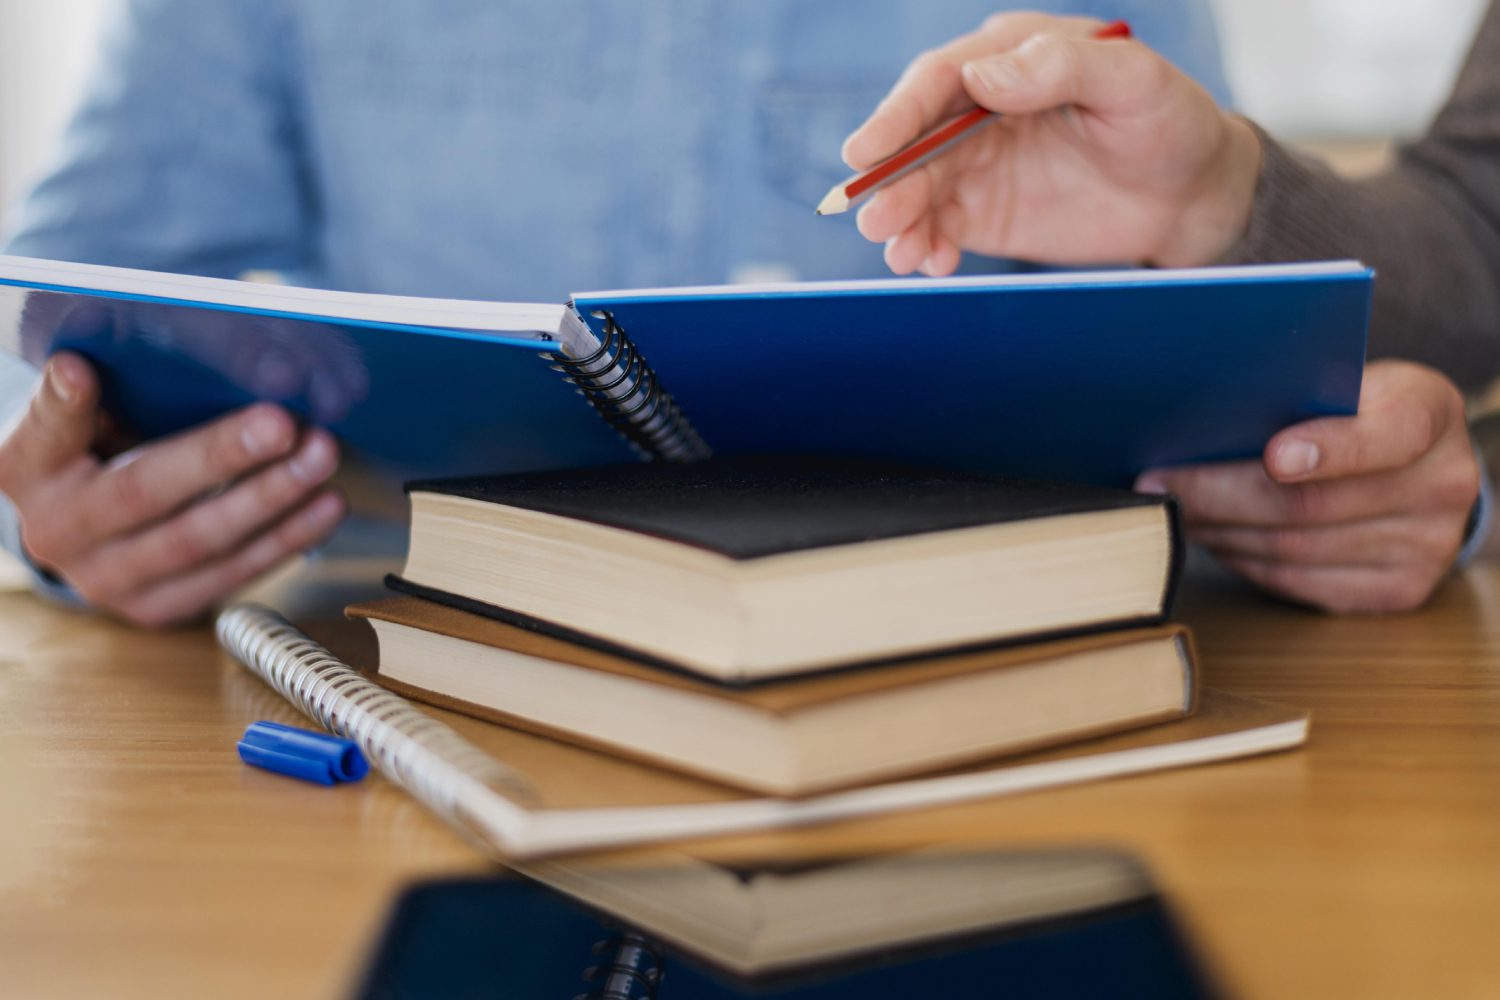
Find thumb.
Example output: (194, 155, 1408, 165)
(961, 32, 1169, 117)
(0, 352, 102, 486)
(1262, 364, 1464, 483)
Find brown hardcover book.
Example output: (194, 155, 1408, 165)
(350, 596, 1198, 795)
(221, 603, 1308, 857)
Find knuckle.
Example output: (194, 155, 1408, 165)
(69, 565, 123, 609)
(1133, 48, 1175, 94)
(1266, 528, 1313, 562)
(1403, 401, 1438, 457)
(1025, 32, 1080, 90)
(271, 512, 316, 554)
(18, 520, 63, 567)
(1019, 30, 1062, 60)
(1281, 482, 1324, 523)
(256, 463, 304, 511)
(980, 11, 1022, 33)
(1432, 459, 1481, 510)
(908, 48, 945, 77)
(1421, 522, 1465, 566)
(104, 463, 155, 519)
(160, 514, 218, 567)
(1335, 426, 1368, 475)
(1431, 374, 1467, 423)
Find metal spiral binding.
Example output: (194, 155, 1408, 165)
(574, 933, 665, 1000)
(216, 605, 541, 833)
(546, 310, 710, 463)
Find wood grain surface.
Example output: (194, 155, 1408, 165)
(2, 558, 1498, 998)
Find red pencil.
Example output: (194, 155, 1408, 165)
(816, 19, 1132, 216)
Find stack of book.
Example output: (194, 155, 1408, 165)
(350, 454, 1214, 797)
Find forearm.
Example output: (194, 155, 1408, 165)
(1221, 131, 1500, 392)
(1219, 1, 1500, 392)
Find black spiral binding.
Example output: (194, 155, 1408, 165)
(545, 310, 710, 462)
(573, 932, 665, 1000)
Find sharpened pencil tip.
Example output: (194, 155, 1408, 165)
(815, 186, 849, 217)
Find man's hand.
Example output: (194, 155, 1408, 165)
(0, 352, 346, 627)
(843, 12, 1261, 274)
(1137, 361, 1480, 614)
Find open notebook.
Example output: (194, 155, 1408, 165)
(218, 605, 1308, 858)
(1, 255, 1369, 486)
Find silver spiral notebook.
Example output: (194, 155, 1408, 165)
(217, 604, 1308, 858)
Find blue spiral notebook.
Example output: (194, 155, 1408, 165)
(0, 255, 1369, 487)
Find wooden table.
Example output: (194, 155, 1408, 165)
(2, 560, 1499, 999)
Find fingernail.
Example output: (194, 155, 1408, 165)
(47, 361, 78, 405)
(241, 410, 290, 459)
(288, 433, 336, 484)
(1273, 440, 1320, 479)
(306, 492, 345, 528)
(1135, 473, 1168, 495)
(964, 56, 1021, 94)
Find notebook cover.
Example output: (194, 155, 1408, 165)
(348, 596, 1196, 716)
(405, 454, 1177, 560)
(0, 269, 635, 483)
(572, 265, 1371, 487)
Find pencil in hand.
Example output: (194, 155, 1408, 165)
(816, 19, 1132, 216)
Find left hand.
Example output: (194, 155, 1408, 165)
(1136, 361, 1481, 614)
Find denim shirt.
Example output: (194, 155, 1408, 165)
(0, 0, 1229, 583)
(7, 0, 1229, 296)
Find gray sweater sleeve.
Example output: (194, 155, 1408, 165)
(1221, 0, 1500, 393)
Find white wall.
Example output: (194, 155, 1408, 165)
(1211, 0, 1490, 139)
(0, 0, 106, 229)
(0, 1, 1491, 232)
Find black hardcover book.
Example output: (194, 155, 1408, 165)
(391, 456, 1183, 684)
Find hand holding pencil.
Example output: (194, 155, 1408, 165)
(835, 13, 1262, 275)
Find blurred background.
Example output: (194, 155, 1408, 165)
(0, 0, 1492, 231)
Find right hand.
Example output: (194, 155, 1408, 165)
(843, 12, 1264, 275)
(0, 352, 346, 627)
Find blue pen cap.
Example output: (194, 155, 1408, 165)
(238, 720, 369, 785)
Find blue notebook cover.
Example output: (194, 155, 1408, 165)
(0, 263, 636, 483)
(0, 257, 1369, 489)
(574, 263, 1371, 486)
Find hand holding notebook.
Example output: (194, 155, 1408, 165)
(0, 350, 344, 627)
